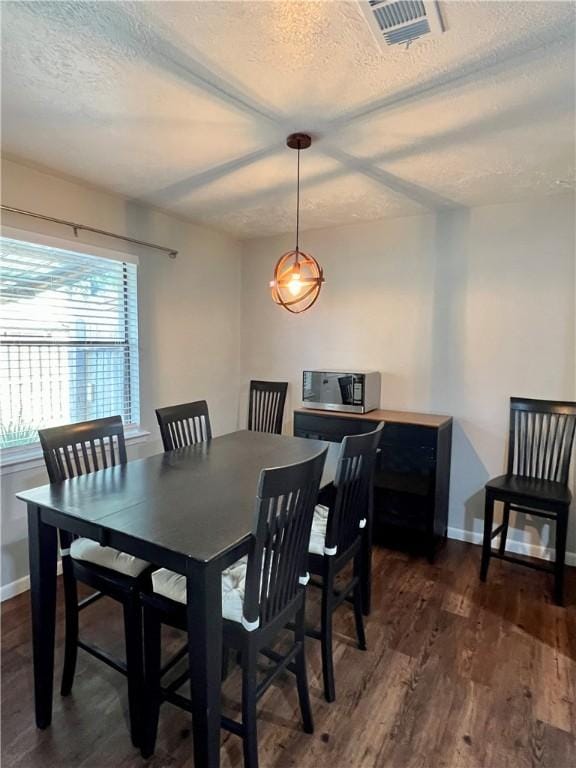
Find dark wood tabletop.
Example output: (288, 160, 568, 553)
(18, 430, 338, 564)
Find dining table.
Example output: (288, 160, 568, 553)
(17, 429, 339, 768)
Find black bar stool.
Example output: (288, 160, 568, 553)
(307, 423, 384, 701)
(480, 397, 576, 605)
(140, 447, 328, 768)
(39, 417, 152, 746)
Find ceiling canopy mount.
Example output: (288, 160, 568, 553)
(286, 133, 312, 151)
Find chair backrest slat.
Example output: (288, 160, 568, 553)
(155, 400, 212, 451)
(248, 380, 288, 435)
(90, 440, 99, 472)
(324, 423, 384, 556)
(70, 442, 82, 475)
(508, 398, 576, 485)
(242, 448, 328, 630)
(39, 416, 127, 484)
(62, 444, 74, 478)
(100, 437, 108, 469)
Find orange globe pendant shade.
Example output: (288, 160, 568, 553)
(270, 134, 325, 313)
(270, 250, 325, 313)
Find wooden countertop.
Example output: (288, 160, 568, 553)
(294, 407, 452, 429)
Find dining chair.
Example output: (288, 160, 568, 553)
(155, 399, 212, 450)
(480, 397, 576, 605)
(247, 380, 288, 434)
(38, 416, 151, 746)
(139, 446, 328, 768)
(307, 422, 384, 702)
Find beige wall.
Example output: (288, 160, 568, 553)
(240, 198, 576, 559)
(1, 158, 242, 589)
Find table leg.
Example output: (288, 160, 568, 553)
(360, 527, 372, 616)
(187, 562, 222, 768)
(360, 497, 374, 616)
(27, 504, 58, 729)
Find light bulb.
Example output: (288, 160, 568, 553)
(288, 273, 302, 296)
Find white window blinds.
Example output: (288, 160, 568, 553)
(0, 236, 140, 449)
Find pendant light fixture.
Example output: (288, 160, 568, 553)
(269, 133, 325, 313)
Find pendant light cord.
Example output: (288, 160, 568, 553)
(295, 146, 300, 255)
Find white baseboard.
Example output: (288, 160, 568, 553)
(447, 526, 576, 567)
(1, 561, 63, 602)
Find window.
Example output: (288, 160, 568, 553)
(0, 235, 140, 450)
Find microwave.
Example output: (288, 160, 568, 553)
(302, 370, 381, 414)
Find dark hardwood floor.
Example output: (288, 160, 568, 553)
(2, 540, 575, 768)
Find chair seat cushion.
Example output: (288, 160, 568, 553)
(151, 556, 248, 624)
(70, 538, 150, 578)
(485, 475, 572, 506)
(309, 504, 329, 555)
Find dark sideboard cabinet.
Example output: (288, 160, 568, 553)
(293, 408, 453, 561)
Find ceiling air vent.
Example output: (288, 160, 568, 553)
(361, 0, 444, 49)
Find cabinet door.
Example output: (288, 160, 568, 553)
(377, 443, 436, 496)
(373, 489, 431, 535)
(294, 430, 329, 441)
(373, 426, 438, 539)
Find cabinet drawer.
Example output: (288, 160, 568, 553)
(381, 423, 437, 448)
(294, 412, 379, 442)
(294, 429, 339, 443)
(379, 444, 436, 475)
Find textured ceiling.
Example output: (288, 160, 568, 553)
(2, 1, 575, 239)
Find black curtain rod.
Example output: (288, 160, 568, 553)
(0, 205, 178, 258)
